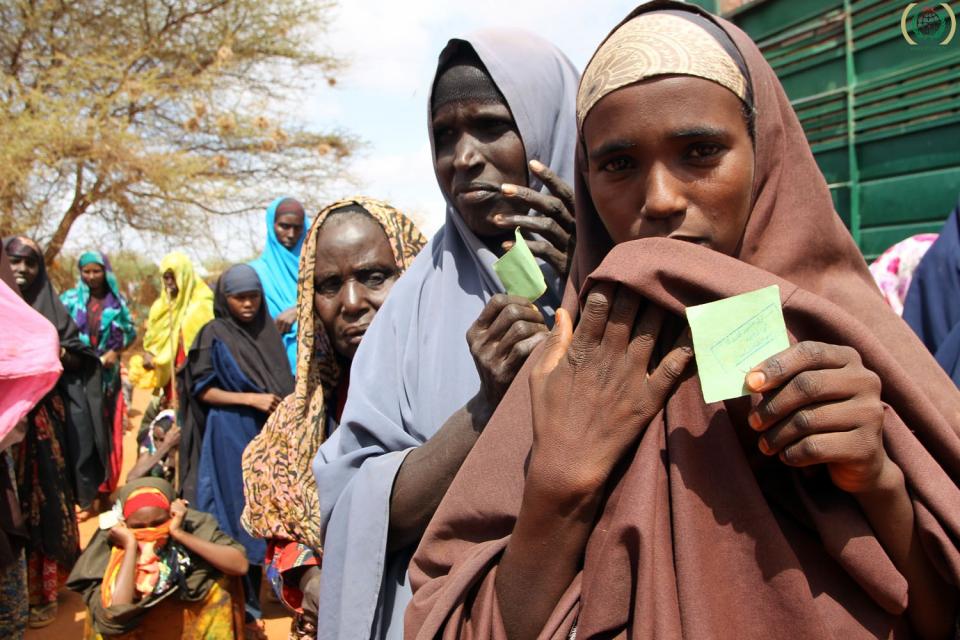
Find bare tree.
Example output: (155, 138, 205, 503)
(0, 0, 354, 262)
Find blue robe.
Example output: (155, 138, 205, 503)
(195, 339, 267, 565)
(903, 202, 960, 385)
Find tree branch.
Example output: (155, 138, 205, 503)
(43, 163, 93, 264)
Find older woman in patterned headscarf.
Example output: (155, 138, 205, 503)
(241, 197, 426, 639)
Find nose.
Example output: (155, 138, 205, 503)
(641, 163, 687, 221)
(451, 133, 483, 173)
(340, 280, 368, 318)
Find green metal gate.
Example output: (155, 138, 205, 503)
(698, 0, 960, 259)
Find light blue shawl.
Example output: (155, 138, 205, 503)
(312, 29, 579, 640)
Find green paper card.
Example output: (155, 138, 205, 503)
(493, 227, 547, 301)
(686, 285, 789, 404)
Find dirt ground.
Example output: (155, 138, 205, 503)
(26, 386, 294, 640)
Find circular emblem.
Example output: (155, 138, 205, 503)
(902, 2, 956, 45)
(912, 5, 948, 41)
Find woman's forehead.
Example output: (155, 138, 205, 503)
(583, 77, 746, 147)
(316, 215, 389, 253)
(276, 199, 304, 217)
(431, 99, 512, 123)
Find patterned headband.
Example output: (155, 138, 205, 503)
(577, 12, 747, 128)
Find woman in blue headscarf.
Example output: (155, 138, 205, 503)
(249, 197, 309, 373)
(61, 251, 136, 498)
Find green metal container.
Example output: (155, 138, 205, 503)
(723, 0, 960, 259)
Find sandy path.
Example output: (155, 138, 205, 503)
(26, 386, 294, 639)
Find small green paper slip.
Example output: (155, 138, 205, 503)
(685, 285, 790, 404)
(492, 227, 547, 302)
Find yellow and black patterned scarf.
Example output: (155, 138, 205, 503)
(240, 197, 427, 550)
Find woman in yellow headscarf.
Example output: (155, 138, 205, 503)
(142, 252, 214, 395)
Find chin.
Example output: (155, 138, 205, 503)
(457, 205, 491, 231)
(336, 342, 358, 362)
(464, 213, 513, 242)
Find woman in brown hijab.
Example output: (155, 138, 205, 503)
(406, 3, 960, 639)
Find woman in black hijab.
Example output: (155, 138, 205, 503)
(179, 264, 293, 636)
(3, 236, 107, 627)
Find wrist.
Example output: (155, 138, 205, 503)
(520, 471, 602, 527)
(466, 393, 494, 430)
(523, 454, 605, 518)
(849, 455, 904, 498)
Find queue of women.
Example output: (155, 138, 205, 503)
(2, 2, 960, 639)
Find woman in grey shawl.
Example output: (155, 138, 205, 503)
(312, 30, 579, 640)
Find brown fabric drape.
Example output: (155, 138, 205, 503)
(405, 2, 960, 638)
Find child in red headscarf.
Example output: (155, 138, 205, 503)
(67, 478, 248, 639)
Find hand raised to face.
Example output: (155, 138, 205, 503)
(527, 284, 692, 499)
(108, 522, 137, 550)
(169, 499, 188, 534)
(496, 160, 576, 278)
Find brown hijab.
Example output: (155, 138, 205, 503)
(406, 3, 960, 638)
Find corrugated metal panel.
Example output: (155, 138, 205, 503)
(727, 0, 960, 259)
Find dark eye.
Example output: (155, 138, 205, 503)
(601, 157, 633, 172)
(687, 143, 724, 160)
(362, 270, 393, 288)
(476, 116, 512, 134)
(316, 277, 341, 296)
(433, 127, 454, 142)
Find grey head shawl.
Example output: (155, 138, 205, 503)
(312, 29, 579, 640)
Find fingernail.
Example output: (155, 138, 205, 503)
(529, 159, 545, 172)
(746, 371, 765, 390)
(501, 183, 518, 195)
(758, 437, 771, 455)
(748, 412, 762, 431)
(493, 214, 505, 223)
